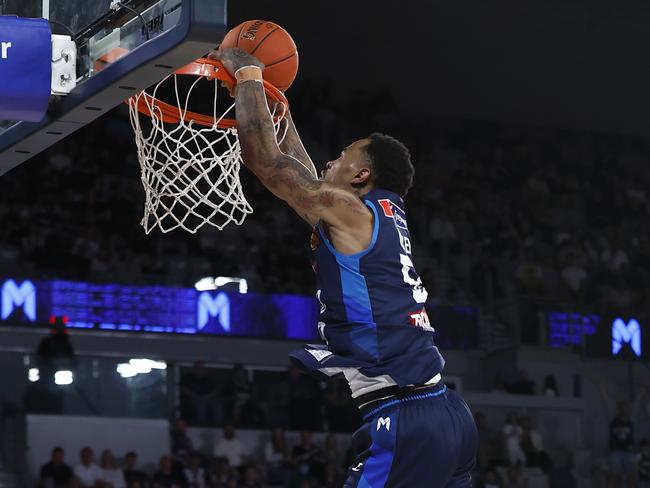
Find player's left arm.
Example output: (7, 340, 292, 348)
(209, 48, 368, 227)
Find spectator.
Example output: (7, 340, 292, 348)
(213, 424, 251, 469)
(324, 377, 356, 433)
(210, 459, 236, 488)
(291, 431, 324, 480)
(238, 466, 262, 488)
(221, 364, 251, 425)
(39, 446, 74, 488)
(100, 449, 126, 488)
(171, 419, 193, 459)
(74, 447, 104, 488)
(183, 452, 206, 488)
(519, 416, 551, 471)
(180, 361, 221, 427)
(638, 439, 650, 488)
(151, 456, 184, 488)
(543, 375, 559, 397)
(608, 401, 636, 488)
(323, 434, 344, 473)
(480, 469, 502, 488)
(321, 462, 344, 488)
(123, 452, 148, 488)
(502, 412, 525, 467)
(503, 466, 525, 488)
(287, 366, 322, 431)
(474, 411, 499, 469)
(263, 428, 290, 485)
(508, 370, 536, 395)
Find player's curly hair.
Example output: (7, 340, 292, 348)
(363, 133, 414, 197)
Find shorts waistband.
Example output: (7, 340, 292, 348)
(359, 382, 448, 421)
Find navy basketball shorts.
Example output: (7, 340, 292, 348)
(343, 384, 478, 488)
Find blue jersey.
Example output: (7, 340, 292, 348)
(290, 188, 445, 397)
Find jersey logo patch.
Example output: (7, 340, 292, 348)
(378, 199, 407, 229)
(378, 199, 393, 217)
(377, 416, 391, 431)
(306, 348, 333, 362)
(409, 309, 434, 330)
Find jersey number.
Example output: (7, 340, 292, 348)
(400, 254, 428, 304)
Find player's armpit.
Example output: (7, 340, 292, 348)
(252, 152, 371, 227)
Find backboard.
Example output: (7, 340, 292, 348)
(0, 0, 227, 175)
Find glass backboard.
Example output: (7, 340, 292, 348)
(0, 0, 227, 175)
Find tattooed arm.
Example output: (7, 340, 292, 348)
(209, 48, 370, 229)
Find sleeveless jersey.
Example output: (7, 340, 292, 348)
(290, 188, 445, 397)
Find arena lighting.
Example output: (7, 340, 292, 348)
(27, 368, 39, 382)
(116, 358, 167, 378)
(54, 370, 73, 385)
(194, 276, 248, 294)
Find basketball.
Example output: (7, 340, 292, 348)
(220, 20, 299, 91)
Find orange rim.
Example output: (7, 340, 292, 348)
(128, 58, 288, 128)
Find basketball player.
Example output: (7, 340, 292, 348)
(209, 47, 478, 487)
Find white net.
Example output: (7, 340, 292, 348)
(127, 72, 286, 234)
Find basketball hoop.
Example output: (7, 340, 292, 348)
(127, 58, 289, 234)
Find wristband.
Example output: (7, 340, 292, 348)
(234, 65, 263, 84)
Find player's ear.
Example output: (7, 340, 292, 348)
(351, 167, 371, 185)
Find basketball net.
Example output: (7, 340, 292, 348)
(127, 59, 289, 234)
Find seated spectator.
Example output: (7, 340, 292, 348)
(480, 469, 502, 488)
(213, 424, 251, 470)
(507, 370, 536, 395)
(474, 411, 500, 469)
(100, 449, 126, 488)
(502, 413, 525, 467)
(123, 451, 148, 488)
(322, 462, 344, 488)
(503, 466, 525, 488)
(180, 361, 221, 427)
(74, 447, 105, 488)
(39, 446, 74, 488)
(323, 434, 344, 473)
(638, 439, 650, 488)
(183, 452, 206, 488)
(238, 466, 262, 488)
(210, 459, 236, 488)
(151, 456, 185, 488)
(542, 375, 559, 397)
(609, 401, 636, 488)
(171, 418, 193, 459)
(291, 431, 324, 480)
(238, 386, 266, 429)
(263, 428, 290, 485)
(519, 416, 551, 471)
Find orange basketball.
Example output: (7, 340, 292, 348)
(220, 20, 299, 92)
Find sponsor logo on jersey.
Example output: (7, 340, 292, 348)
(378, 199, 408, 229)
(409, 308, 433, 330)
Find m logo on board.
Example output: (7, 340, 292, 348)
(612, 318, 642, 358)
(1, 279, 36, 321)
(197, 292, 231, 332)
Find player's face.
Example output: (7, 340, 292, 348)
(322, 139, 371, 187)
